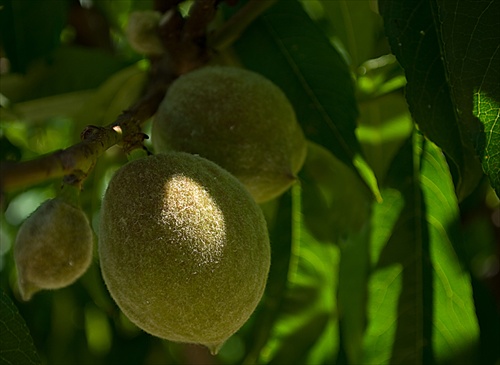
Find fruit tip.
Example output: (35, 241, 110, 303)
(18, 280, 39, 301)
(206, 341, 225, 355)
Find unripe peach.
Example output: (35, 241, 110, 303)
(126, 11, 165, 56)
(152, 66, 307, 203)
(14, 198, 93, 301)
(98, 152, 270, 354)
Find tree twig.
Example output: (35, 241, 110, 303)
(0, 126, 120, 193)
(0, 0, 270, 196)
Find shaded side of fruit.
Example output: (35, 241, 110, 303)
(14, 198, 94, 301)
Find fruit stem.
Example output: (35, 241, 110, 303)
(58, 183, 82, 209)
(127, 147, 150, 162)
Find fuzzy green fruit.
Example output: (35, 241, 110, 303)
(98, 152, 270, 354)
(126, 10, 165, 56)
(14, 198, 93, 301)
(152, 66, 307, 203)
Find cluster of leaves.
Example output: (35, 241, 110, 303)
(0, 0, 499, 364)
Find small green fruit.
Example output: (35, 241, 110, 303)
(126, 10, 165, 56)
(152, 66, 307, 203)
(14, 198, 93, 301)
(98, 152, 270, 354)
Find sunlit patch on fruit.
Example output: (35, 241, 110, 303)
(161, 174, 226, 265)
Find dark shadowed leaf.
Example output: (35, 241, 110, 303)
(0, 0, 69, 73)
(337, 224, 370, 365)
(0, 290, 41, 365)
(1, 47, 131, 103)
(433, 0, 500, 198)
(315, 0, 383, 68)
(378, 0, 485, 200)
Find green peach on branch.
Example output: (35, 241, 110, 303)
(98, 152, 270, 354)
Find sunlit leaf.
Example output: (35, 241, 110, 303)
(253, 184, 339, 365)
(363, 133, 479, 364)
(0, 290, 41, 365)
(362, 188, 405, 364)
(419, 136, 480, 364)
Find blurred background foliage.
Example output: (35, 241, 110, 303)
(0, 0, 499, 364)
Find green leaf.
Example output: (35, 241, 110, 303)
(363, 133, 479, 364)
(419, 137, 480, 363)
(299, 141, 372, 364)
(1, 46, 132, 103)
(0, 91, 92, 123)
(300, 141, 372, 240)
(232, 0, 380, 200)
(357, 93, 414, 184)
(0, 290, 41, 365)
(362, 188, 405, 364)
(378, 0, 484, 200)
(242, 193, 294, 365)
(432, 0, 500, 198)
(474, 91, 500, 197)
(73, 63, 147, 129)
(314, 0, 383, 68)
(251, 184, 339, 365)
(337, 224, 370, 365)
(0, 0, 69, 73)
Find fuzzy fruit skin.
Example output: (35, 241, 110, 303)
(98, 152, 270, 353)
(152, 66, 307, 203)
(126, 11, 165, 55)
(14, 199, 93, 301)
